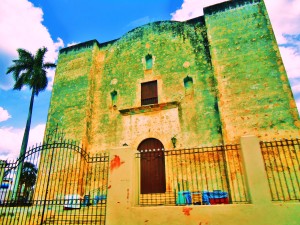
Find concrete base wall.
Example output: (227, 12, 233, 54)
(105, 136, 300, 225)
(107, 203, 300, 225)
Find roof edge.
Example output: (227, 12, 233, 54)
(59, 39, 101, 54)
(204, 0, 261, 15)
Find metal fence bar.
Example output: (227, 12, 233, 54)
(136, 145, 249, 206)
(224, 145, 249, 203)
(0, 132, 110, 225)
(260, 139, 300, 201)
(288, 140, 300, 197)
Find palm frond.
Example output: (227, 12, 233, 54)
(7, 46, 53, 95)
(6, 64, 18, 75)
(13, 74, 26, 90)
(43, 62, 56, 69)
(34, 47, 47, 69)
(17, 49, 34, 60)
(17, 49, 34, 66)
(33, 69, 48, 95)
(7, 49, 34, 82)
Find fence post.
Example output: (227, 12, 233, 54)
(0, 160, 5, 186)
(105, 147, 135, 225)
(240, 135, 272, 204)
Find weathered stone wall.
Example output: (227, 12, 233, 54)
(205, 0, 300, 143)
(46, 41, 97, 142)
(18, 2, 300, 224)
(41, 0, 300, 210)
(49, 20, 223, 153)
(46, 0, 300, 150)
(38, 42, 99, 197)
(87, 21, 222, 151)
(42, 21, 224, 197)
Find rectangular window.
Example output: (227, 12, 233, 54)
(141, 80, 158, 105)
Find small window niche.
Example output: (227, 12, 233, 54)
(184, 76, 194, 95)
(145, 54, 153, 70)
(110, 90, 118, 107)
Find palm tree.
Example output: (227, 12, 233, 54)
(6, 47, 56, 199)
(19, 162, 38, 201)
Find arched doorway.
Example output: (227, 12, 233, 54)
(137, 138, 166, 194)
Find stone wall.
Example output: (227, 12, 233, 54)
(105, 136, 300, 225)
(41, 0, 300, 208)
(46, 41, 97, 143)
(205, 0, 300, 143)
(46, 20, 224, 152)
(46, 0, 300, 151)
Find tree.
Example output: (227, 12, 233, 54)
(6, 47, 56, 199)
(19, 162, 38, 200)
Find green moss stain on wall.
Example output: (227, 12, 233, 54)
(46, 0, 299, 151)
(82, 21, 223, 150)
(205, 0, 300, 143)
(46, 43, 97, 142)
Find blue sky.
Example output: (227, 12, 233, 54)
(0, 0, 299, 159)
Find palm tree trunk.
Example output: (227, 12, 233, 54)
(12, 89, 35, 201)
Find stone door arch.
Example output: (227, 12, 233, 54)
(137, 138, 166, 194)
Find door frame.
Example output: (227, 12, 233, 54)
(137, 138, 166, 194)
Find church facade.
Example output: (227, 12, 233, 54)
(46, 0, 299, 153)
(39, 0, 299, 224)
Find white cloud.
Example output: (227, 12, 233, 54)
(171, 0, 203, 21)
(171, 0, 300, 113)
(297, 99, 300, 113)
(260, 0, 300, 114)
(171, 0, 229, 21)
(46, 68, 56, 91)
(264, 0, 300, 83)
(67, 42, 79, 47)
(279, 46, 300, 80)
(0, 124, 46, 160)
(0, 107, 11, 122)
(291, 83, 300, 94)
(264, 0, 300, 45)
(202, 0, 230, 7)
(0, 0, 64, 89)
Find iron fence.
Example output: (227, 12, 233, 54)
(0, 127, 109, 225)
(0, 151, 109, 225)
(136, 144, 249, 206)
(260, 139, 300, 201)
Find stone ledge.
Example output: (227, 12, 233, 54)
(119, 101, 179, 116)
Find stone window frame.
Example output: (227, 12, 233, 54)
(141, 80, 158, 106)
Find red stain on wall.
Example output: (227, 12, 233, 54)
(110, 155, 124, 172)
(182, 207, 193, 216)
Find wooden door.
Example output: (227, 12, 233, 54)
(138, 138, 166, 194)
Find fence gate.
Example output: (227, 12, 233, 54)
(0, 127, 109, 225)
